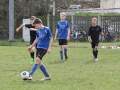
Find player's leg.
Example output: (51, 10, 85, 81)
(29, 47, 36, 64)
(91, 42, 96, 59)
(29, 49, 41, 76)
(91, 42, 99, 62)
(28, 48, 42, 79)
(30, 52, 34, 60)
(59, 39, 64, 61)
(59, 39, 68, 61)
(62, 45, 68, 60)
(28, 56, 40, 80)
(40, 62, 51, 80)
(30, 52, 34, 59)
(37, 48, 50, 80)
(29, 57, 40, 76)
(94, 43, 99, 61)
(63, 40, 68, 60)
(29, 48, 50, 80)
(61, 45, 65, 60)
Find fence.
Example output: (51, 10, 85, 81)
(70, 15, 120, 41)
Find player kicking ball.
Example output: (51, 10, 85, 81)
(27, 18, 53, 80)
(88, 17, 102, 63)
(54, 12, 70, 62)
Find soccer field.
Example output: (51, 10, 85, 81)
(0, 42, 120, 90)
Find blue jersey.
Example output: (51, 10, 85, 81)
(36, 26, 52, 49)
(56, 20, 69, 39)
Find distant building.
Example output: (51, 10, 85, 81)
(100, 0, 120, 8)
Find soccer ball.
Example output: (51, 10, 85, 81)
(20, 71, 30, 80)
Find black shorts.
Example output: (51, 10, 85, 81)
(58, 39, 68, 45)
(91, 42, 99, 48)
(36, 48, 47, 60)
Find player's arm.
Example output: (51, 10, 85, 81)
(100, 26, 102, 35)
(48, 37, 53, 53)
(16, 24, 24, 32)
(24, 24, 37, 31)
(30, 28, 37, 31)
(67, 28, 70, 40)
(66, 21, 70, 40)
(54, 22, 59, 40)
(54, 29, 58, 40)
(88, 27, 92, 43)
(48, 29, 53, 53)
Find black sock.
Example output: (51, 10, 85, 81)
(64, 48, 68, 59)
(30, 52, 34, 60)
(93, 50, 96, 58)
(60, 50, 63, 60)
(95, 50, 98, 58)
(93, 50, 98, 58)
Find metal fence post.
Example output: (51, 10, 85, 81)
(9, 0, 14, 41)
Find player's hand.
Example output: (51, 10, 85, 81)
(16, 28, 19, 32)
(67, 36, 70, 41)
(28, 46, 32, 53)
(88, 36, 92, 43)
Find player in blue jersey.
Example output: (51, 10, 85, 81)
(27, 18, 53, 80)
(54, 12, 70, 62)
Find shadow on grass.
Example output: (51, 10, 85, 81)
(49, 60, 66, 64)
(21, 79, 51, 85)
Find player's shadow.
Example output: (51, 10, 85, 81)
(23, 80, 51, 84)
(81, 60, 96, 64)
(49, 60, 65, 64)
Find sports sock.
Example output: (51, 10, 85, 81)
(94, 50, 98, 58)
(60, 50, 63, 60)
(29, 64, 38, 75)
(93, 50, 96, 58)
(30, 52, 34, 60)
(40, 64, 49, 77)
(64, 48, 68, 59)
(93, 50, 98, 59)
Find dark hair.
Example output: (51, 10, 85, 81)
(33, 18, 42, 24)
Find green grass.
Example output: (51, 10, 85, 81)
(0, 42, 120, 90)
